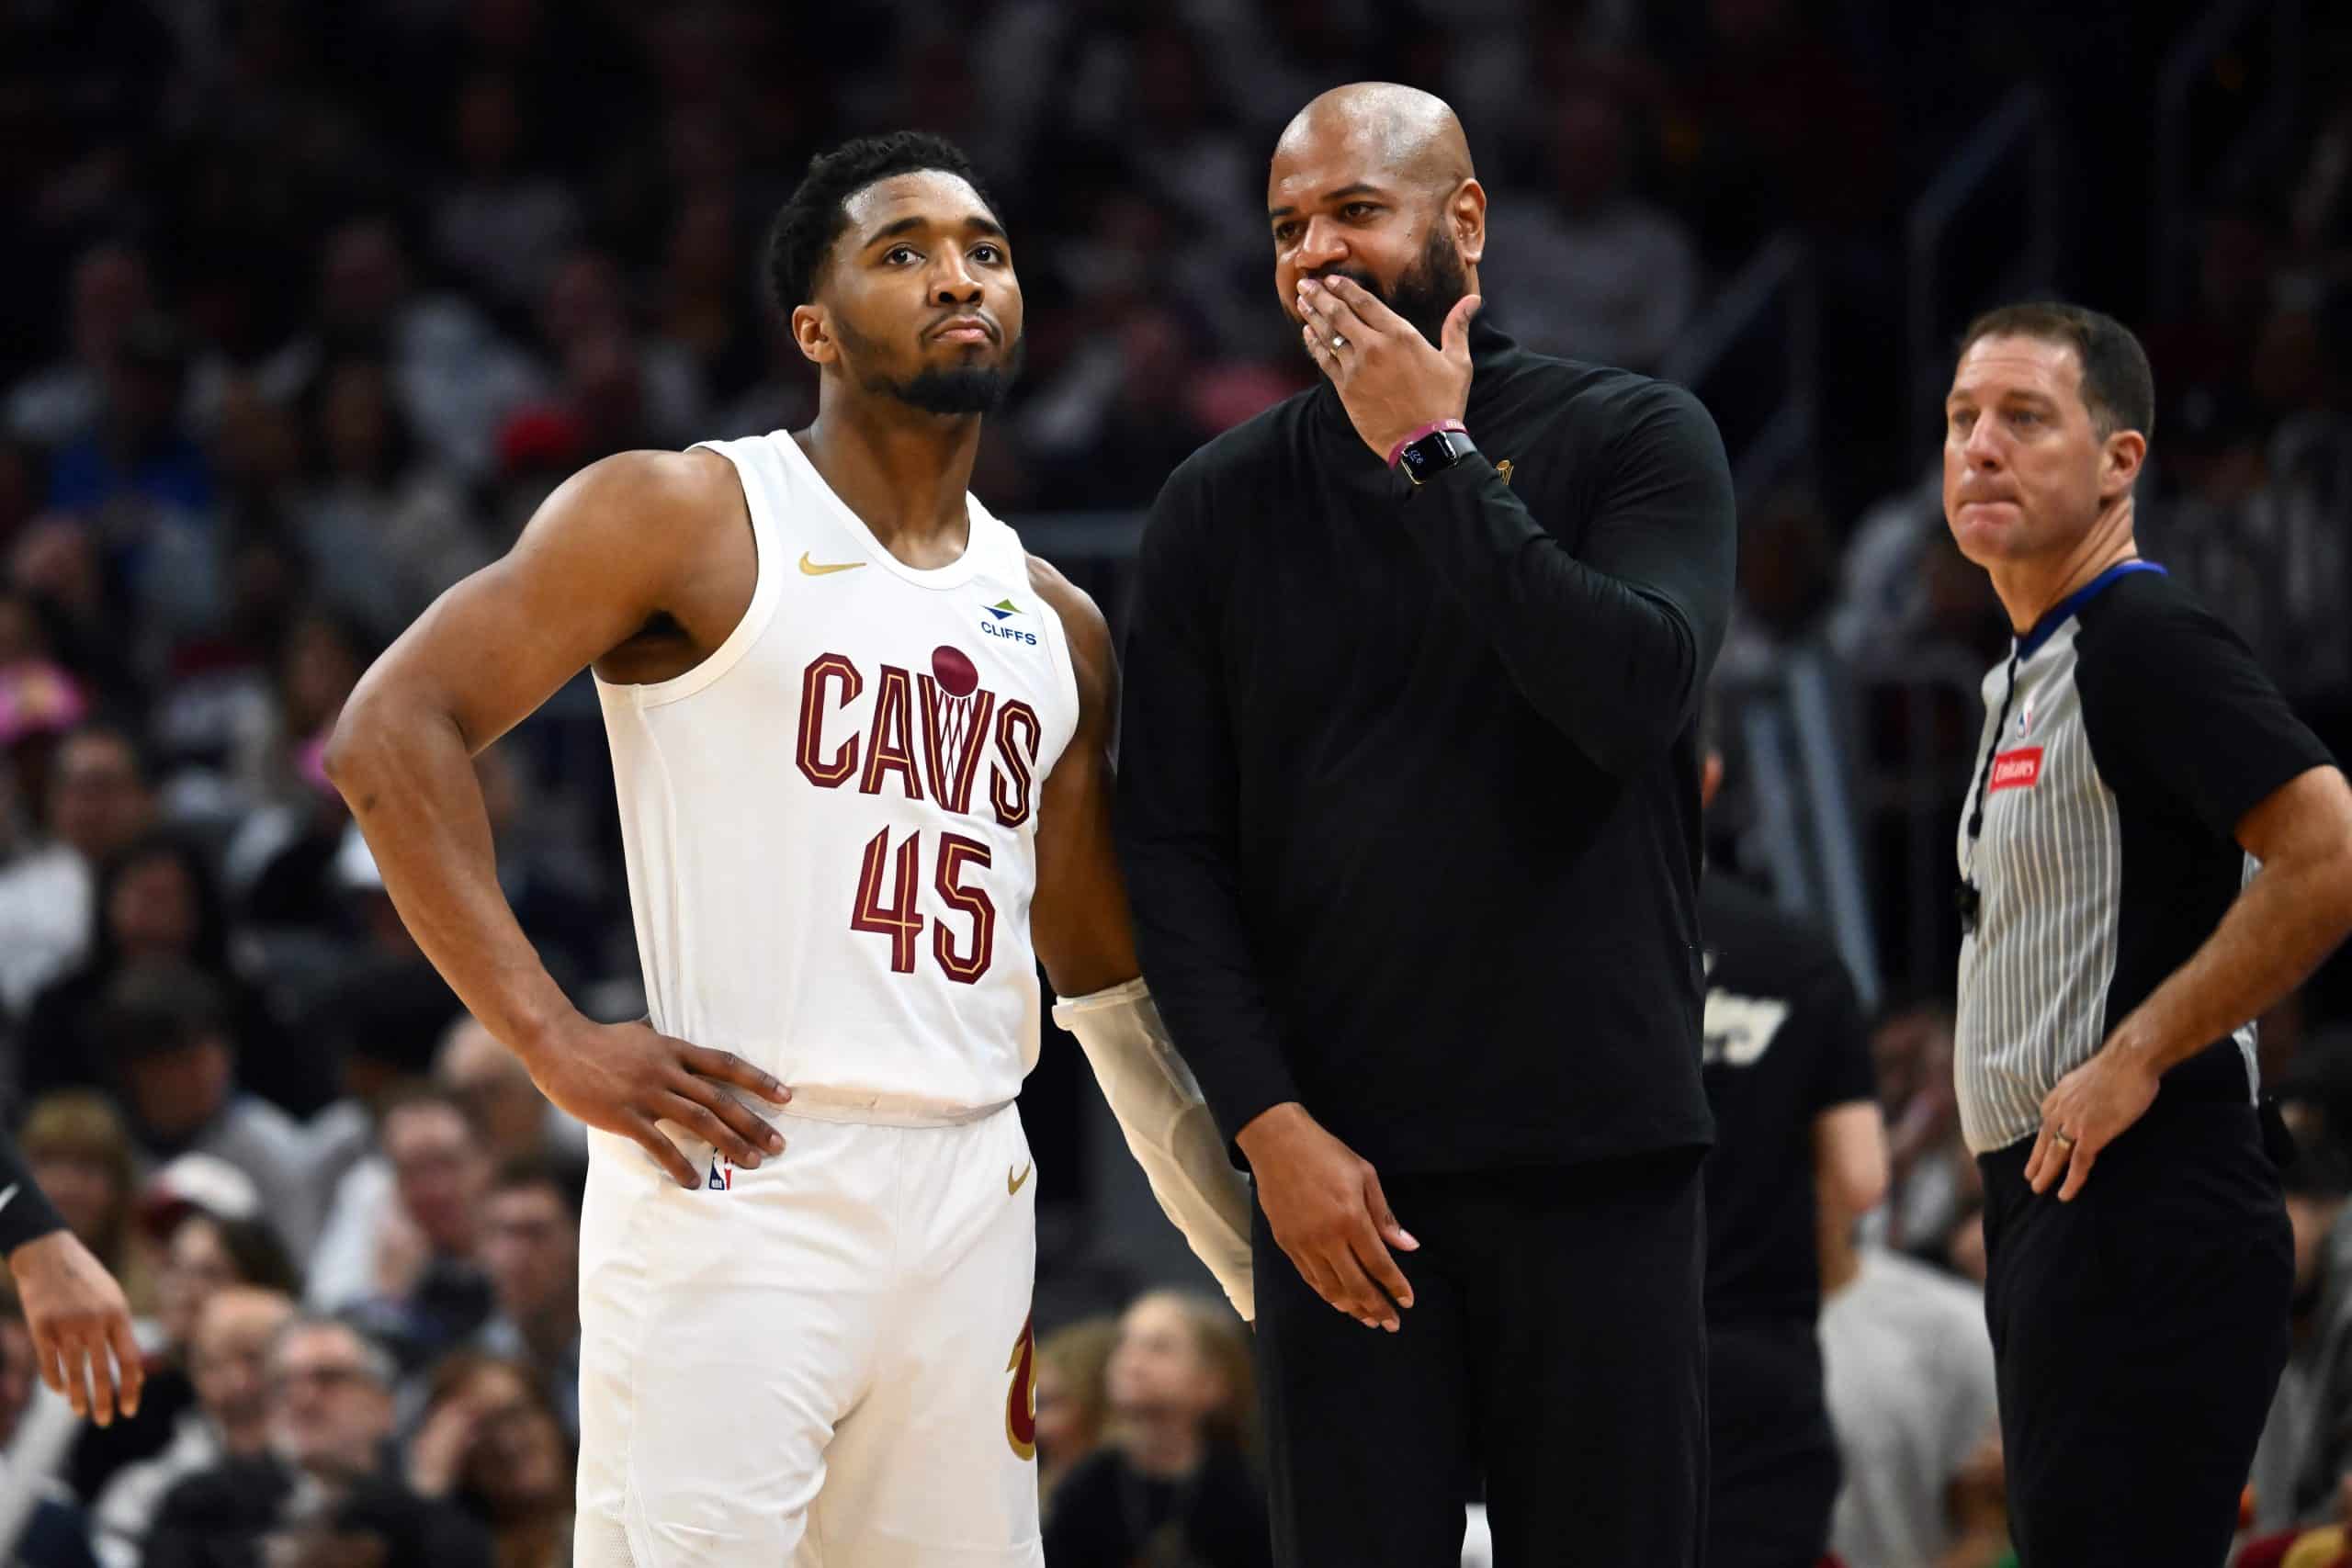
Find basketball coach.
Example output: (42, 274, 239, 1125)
(1944, 302, 2352, 1564)
(1116, 84, 1735, 1566)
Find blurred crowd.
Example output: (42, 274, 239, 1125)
(3, 0, 2352, 1563)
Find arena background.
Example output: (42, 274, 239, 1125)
(4, 1, 2351, 1563)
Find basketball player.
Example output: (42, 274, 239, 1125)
(323, 132, 1253, 1566)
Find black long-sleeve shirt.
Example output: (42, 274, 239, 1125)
(1117, 320, 1736, 1172)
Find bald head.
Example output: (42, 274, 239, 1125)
(1276, 84, 1474, 200)
(1267, 84, 1486, 348)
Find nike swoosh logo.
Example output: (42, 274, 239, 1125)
(799, 553, 866, 577)
(1007, 1162, 1032, 1196)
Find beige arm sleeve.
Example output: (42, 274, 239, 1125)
(1053, 978, 1256, 1321)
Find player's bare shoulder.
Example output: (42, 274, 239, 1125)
(525, 447, 757, 684)
(1023, 553, 1114, 716)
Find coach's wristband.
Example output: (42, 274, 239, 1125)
(1386, 418, 1467, 471)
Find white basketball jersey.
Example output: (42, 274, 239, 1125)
(594, 431, 1080, 1122)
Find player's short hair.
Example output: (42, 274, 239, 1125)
(1957, 301, 2155, 441)
(764, 131, 1000, 316)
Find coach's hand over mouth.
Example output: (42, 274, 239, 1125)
(1295, 274, 1480, 464)
(523, 1018, 790, 1188)
(2025, 1043, 2161, 1201)
(1237, 1102, 1418, 1331)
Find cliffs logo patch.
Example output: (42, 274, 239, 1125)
(980, 597, 1038, 647)
(1988, 747, 2043, 793)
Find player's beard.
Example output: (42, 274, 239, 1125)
(1303, 226, 1471, 359)
(839, 318, 1026, 417)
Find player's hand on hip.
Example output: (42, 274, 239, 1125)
(7, 1230, 142, 1426)
(1237, 1103, 1418, 1332)
(525, 1018, 790, 1188)
(1295, 275, 1480, 463)
(2026, 1044, 2160, 1201)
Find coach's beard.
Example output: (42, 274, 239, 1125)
(1304, 227, 1471, 359)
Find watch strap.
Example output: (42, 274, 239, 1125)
(1386, 418, 1468, 471)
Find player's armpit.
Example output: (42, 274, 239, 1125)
(1024, 554, 1142, 997)
(335, 447, 748, 762)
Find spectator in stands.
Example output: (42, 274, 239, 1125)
(2248, 1137, 2352, 1530)
(472, 1156, 582, 1440)
(1480, 89, 1698, 372)
(342, 1087, 494, 1371)
(22, 829, 320, 1119)
(1044, 1292, 1270, 1568)
(143, 1315, 492, 1568)
(89, 963, 314, 1257)
(292, 355, 487, 645)
(437, 1016, 582, 1170)
(294, 216, 542, 482)
(1035, 1314, 1118, 1514)
(91, 1284, 294, 1568)
(1818, 1192, 2000, 1568)
(406, 1352, 573, 1568)
(1871, 999, 1973, 1258)
(74, 1184, 300, 1508)
(0, 1294, 107, 1568)
(5, 243, 156, 452)
(0, 720, 155, 1019)
(20, 1092, 155, 1318)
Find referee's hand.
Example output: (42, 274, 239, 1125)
(1236, 1103, 1418, 1331)
(2027, 1047, 2161, 1201)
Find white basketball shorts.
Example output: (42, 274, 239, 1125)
(572, 1100, 1042, 1566)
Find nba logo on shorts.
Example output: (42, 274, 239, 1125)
(709, 1152, 734, 1191)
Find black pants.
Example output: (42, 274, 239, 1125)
(1252, 1149, 1708, 1568)
(1979, 1099, 2292, 1568)
(1705, 1319, 1838, 1568)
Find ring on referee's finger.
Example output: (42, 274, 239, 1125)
(2051, 1130, 2076, 1149)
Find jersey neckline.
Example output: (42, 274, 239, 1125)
(2016, 559, 2167, 660)
(772, 427, 994, 592)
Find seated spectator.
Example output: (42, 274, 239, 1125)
(143, 1315, 491, 1568)
(73, 1190, 298, 1509)
(436, 1017, 584, 1170)
(1035, 1314, 1116, 1512)
(1479, 91, 1699, 372)
(292, 355, 487, 647)
(91, 1284, 294, 1568)
(472, 1156, 582, 1440)
(0, 1293, 106, 1568)
(2250, 1143, 2352, 1530)
(91, 963, 316, 1258)
(0, 721, 155, 1021)
(1044, 1291, 1270, 1568)
(20, 1091, 156, 1317)
(21, 829, 322, 1122)
(340, 1088, 494, 1371)
(406, 1353, 573, 1568)
(1818, 1196, 2000, 1568)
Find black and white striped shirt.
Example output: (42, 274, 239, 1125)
(1954, 563, 2334, 1154)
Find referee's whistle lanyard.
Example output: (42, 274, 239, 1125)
(1957, 560, 2168, 935)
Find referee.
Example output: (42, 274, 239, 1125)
(1118, 84, 1734, 1566)
(1943, 302, 2352, 1565)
